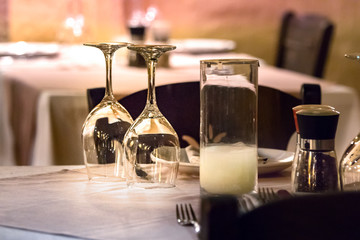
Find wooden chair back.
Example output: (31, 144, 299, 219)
(275, 11, 334, 78)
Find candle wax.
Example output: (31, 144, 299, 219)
(200, 145, 257, 195)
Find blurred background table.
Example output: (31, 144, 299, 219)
(0, 43, 359, 166)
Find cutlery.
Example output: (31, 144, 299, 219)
(176, 203, 201, 234)
(239, 195, 257, 214)
(239, 188, 293, 214)
(258, 187, 280, 204)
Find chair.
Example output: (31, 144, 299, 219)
(86, 87, 105, 112)
(200, 192, 360, 240)
(275, 11, 334, 78)
(119, 82, 200, 148)
(87, 82, 321, 150)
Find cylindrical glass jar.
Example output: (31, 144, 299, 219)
(200, 59, 259, 196)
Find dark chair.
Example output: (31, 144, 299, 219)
(86, 87, 105, 112)
(258, 85, 301, 150)
(275, 11, 334, 78)
(87, 82, 321, 150)
(201, 192, 360, 240)
(119, 82, 200, 148)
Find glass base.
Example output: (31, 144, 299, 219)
(88, 176, 126, 183)
(86, 163, 126, 182)
(127, 181, 176, 189)
(200, 186, 257, 197)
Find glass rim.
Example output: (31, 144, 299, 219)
(200, 59, 259, 66)
(127, 44, 176, 50)
(345, 53, 360, 60)
(83, 42, 129, 47)
(292, 104, 335, 112)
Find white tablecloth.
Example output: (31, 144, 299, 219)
(0, 166, 290, 240)
(1, 45, 359, 166)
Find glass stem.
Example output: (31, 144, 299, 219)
(147, 59, 157, 106)
(104, 51, 115, 99)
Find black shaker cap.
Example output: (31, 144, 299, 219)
(296, 108, 339, 140)
(292, 104, 335, 133)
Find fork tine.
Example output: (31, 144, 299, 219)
(239, 197, 249, 213)
(176, 204, 180, 221)
(265, 188, 271, 201)
(189, 204, 197, 221)
(180, 204, 185, 220)
(265, 187, 278, 200)
(184, 204, 190, 221)
(258, 187, 265, 202)
(244, 195, 256, 209)
(269, 188, 276, 198)
(259, 187, 279, 204)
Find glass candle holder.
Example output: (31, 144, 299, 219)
(200, 59, 259, 196)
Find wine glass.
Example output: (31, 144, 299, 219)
(123, 44, 180, 188)
(82, 42, 133, 182)
(340, 53, 360, 191)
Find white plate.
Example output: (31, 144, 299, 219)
(258, 148, 294, 175)
(179, 148, 294, 176)
(179, 148, 199, 175)
(179, 162, 199, 175)
(0, 42, 59, 58)
(171, 38, 236, 54)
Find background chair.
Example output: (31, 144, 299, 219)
(275, 11, 334, 78)
(87, 82, 321, 150)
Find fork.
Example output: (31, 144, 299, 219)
(239, 195, 257, 214)
(176, 203, 201, 234)
(258, 187, 280, 204)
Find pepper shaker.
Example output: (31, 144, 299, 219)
(292, 107, 340, 193)
(291, 105, 335, 192)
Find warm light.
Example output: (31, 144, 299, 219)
(64, 15, 84, 37)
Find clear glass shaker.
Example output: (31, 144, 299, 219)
(292, 108, 340, 193)
(291, 105, 335, 192)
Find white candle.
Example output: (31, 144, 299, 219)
(200, 145, 257, 195)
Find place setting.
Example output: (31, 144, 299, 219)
(1, 39, 360, 240)
(2, 2, 360, 239)
(78, 45, 352, 239)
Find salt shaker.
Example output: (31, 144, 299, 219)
(292, 108, 340, 193)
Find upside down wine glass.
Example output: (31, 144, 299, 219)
(340, 53, 360, 191)
(123, 44, 180, 188)
(82, 42, 133, 182)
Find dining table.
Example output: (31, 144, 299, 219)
(0, 41, 359, 167)
(0, 165, 291, 240)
